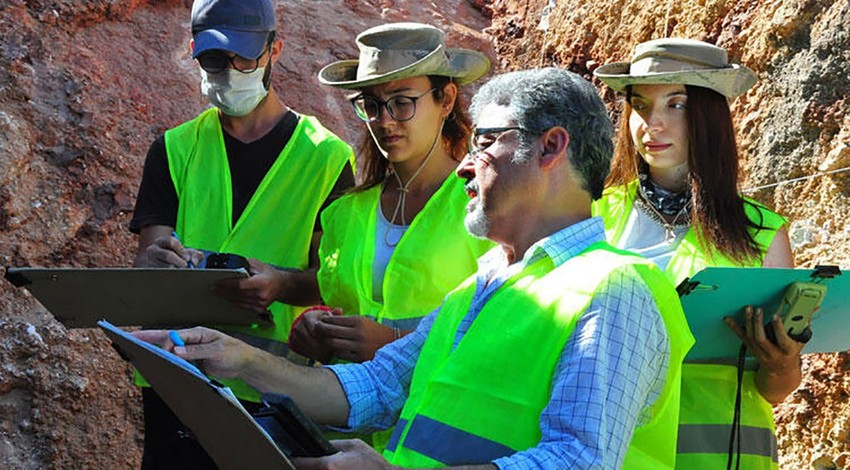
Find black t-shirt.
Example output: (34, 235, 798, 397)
(129, 111, 354, 234)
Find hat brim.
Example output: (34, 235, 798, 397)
(192, 29, 269, 59)
(318, 47, 490, 89)
(594, 61, 757, 98)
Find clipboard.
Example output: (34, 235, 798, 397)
(678, 265, 849, 362)
(4, 267, 269, 328)
(98, 320, 296, 470)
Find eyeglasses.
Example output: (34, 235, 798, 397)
(350, 88, 436, 123)
(197, 42, 272, 74)
(467, 126, 533, 158)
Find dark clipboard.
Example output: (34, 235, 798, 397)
(678, 265, 847, 362)
(98, 320, 296, 470)
(4, 267, 269, 328)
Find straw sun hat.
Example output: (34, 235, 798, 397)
(318, 22, 490, 89)
(594, 38, 757, 98)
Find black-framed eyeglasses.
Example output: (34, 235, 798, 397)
(467, 126, 534, 158)
(197, 41, 273, 75)
(350, 88, 436, 123)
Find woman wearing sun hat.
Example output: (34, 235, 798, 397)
(288, 23, 493, 375)
(592, 38, 804, 469)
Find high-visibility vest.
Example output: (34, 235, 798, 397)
(317, 174, 493, 451)
(318, 174, 494, 332)
(158, 107, 353, 401)
(593, 181, 786, 468)
(385, 242, 694, 468)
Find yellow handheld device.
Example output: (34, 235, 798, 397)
(768, 281, 826, 343)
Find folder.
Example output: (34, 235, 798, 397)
(4, 267, 269, 328)
(98, 320, 296, 470)
(678, 265, 848, 362)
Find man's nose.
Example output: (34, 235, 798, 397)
(455, 152, 476, 179)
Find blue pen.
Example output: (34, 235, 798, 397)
(169, 330, 186, 347)
(171, 231, 195, 268)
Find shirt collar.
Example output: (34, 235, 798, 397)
(524, 216, 607, 267)
(478, 216, 608, 273)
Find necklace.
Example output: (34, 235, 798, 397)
(383, 119, 445, 247)
(636, 183, 691, 244)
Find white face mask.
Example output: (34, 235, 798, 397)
(200, 66, 269, 117)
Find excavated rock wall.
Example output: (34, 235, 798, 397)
(0, 0, 847, 468)
(0, 1, 492, 468)
(485, 0, 849, 467)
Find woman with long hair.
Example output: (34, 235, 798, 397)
(593, 38, 804, 469)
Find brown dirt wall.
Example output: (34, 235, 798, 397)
(0, 1, 492, 468)
(1, 0, 848, 468)
(486, 0, 850, 468)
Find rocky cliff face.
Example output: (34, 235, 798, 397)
(0, 0, 847, 468)
(487, 1, 849, 467)
(0, 1, 492, 468)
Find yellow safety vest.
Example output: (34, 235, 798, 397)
(153, 108, 353, 401)
(318, 174, 493, 451)
(318, 174, 493, 331)
(384, 242, 694, 468)
(593, 181, 787, 468)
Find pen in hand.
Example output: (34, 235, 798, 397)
(171, 231, 196, 268)
(169, 330, 186, 347)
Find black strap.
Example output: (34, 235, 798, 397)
(727, 344, 747, 470)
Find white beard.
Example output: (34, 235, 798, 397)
(464, 197, 491, 239)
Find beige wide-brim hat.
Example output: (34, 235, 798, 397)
(594, 38, 757, 98)
(318, 22, 491, 89)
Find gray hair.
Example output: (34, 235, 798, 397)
(469, 68, 613, 199)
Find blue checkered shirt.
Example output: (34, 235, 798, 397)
(328, 217, 670, 469)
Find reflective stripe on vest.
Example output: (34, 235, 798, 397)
(678, 424, 778, 460)
(318, 175, 492, 328)
(387, 242, 693, 468)
(162, 109, 353, 401)
(677, 364, 778, 469)
(386, 416, 514, 465)
(592, 182, 786, 469)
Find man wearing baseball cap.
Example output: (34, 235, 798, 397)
(129, 0, 354, 467)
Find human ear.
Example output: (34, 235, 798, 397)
(441, 82, 458, 118)
(269, 37, 284, 63)
(539, 126, 569, 169)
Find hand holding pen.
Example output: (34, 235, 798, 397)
(134, 230, 205, 268)
(170, 232, 206, 268)
(134, 327, 254, 380)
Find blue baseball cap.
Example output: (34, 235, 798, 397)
(190, 0, 276, 59)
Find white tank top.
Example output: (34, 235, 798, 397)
(616, 205, 689, 271)
(372, 203, 409, 302)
